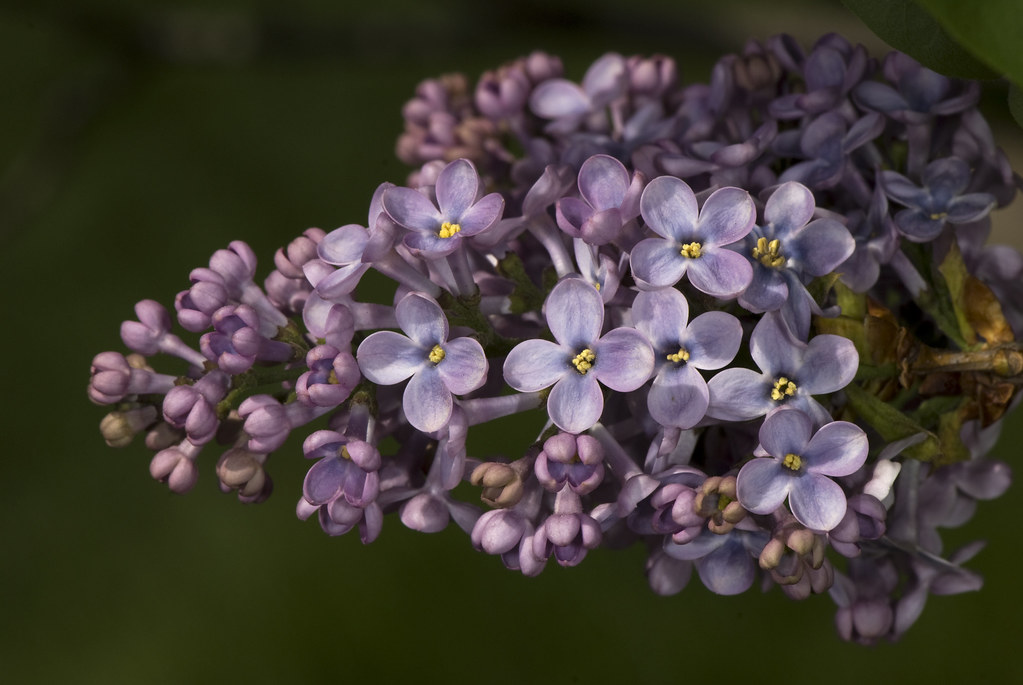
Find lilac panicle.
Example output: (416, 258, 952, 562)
(87, 37, 1023, 644)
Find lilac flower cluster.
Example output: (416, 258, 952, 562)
(89, 34, 1022, 643)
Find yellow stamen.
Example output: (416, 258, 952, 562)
(771, 376, 797, 401)
(594, 282, 601, 291)
(571, 348, 596, 374)
(752, 236, 786, 269)
(666, 347, 690, 364)
(340, 445, 352, 460)
(782, 453, 803, 471)
(438, 221, 462, 238)
(680, 242, 703, 259)
(429, 344, 446, 364)
(929, 212, 948, 221)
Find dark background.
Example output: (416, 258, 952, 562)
(3, 1, 1022, 682)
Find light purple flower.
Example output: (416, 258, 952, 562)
(555, 154, 644, 245)
(503, 277, 654, 434)
(706, 311, 858, 426)
(534, 432, 605, 494)
(529, 52, 627, 134)
(663, 520, 768, 595)
(737, 408, 868, 531)
(630, 176, 754, 297)
(736, 181, 854, 337)
(632, 287, 742, 429)
(382, 158, 504, 257)
(302, 430, 382, 509)
(357, 292, 487, 433)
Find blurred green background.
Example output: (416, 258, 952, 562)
(3, 1, 1022, 683)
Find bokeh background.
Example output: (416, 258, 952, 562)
(4, 1, 1022, 683)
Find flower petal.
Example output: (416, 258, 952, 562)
(436, 337, 488, 395)
(804, 420, 868, 477)
(545, 277, 604, 349)
(591, 327, 654, 391)
(696, 186, 755, 246)
(632, 287, 689, 351)
(357, 331, 425, 385)
(436, 159, 480, 220)
(396, 292, 447, 348)
(706, 367, 773, 421)
(684, 311, 742, 370)
(403, 367, 452, 433)
(757, 407, 813, 459)
(736, 457, 792, 514)
(685, 247, 753, 298)
(789, 473, 847, 531)
(640, 175, 698, 241)
(547, 372, 604, 433)
(649, 364, 709, 429)
(503, 339, 569, 392)
(382, 187, 442, 233)
(764, 181, 815, 234)
(629, 237, 686, 289)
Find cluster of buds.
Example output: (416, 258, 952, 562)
(89, 33, 1020, 643)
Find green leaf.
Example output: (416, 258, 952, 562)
(844, 383, 943, 461)
(936, 240, 978, 347)
(1009, 83, 1023, 130)
(841, 0, 998, 80)
(914, 0, 1023, 87)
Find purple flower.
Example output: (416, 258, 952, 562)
(503, 277, 654, 434)
(555, 154, 644, 245)
(631, 287, 742, 429)
(854, 52, 979, 124)
(736, 181, 854, 337)
(529, 52, 627, 134)
(706, 311, 858, 426)
(295, 344, 361, 408)
(880, 157, 996, 242)
(199, 304, 293, 375)
(534, 432, 605, 494)
(162, 370, 230, 445)
(357, 292, 487, 433)
(630, 176, 754, 298)
(382, 158, 504, 257)
(302, 430, 382, 509)
(737, 408, 868, 531)
(663, 520, 768, 595)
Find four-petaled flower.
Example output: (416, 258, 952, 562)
(736, 407, 868, 531)
(632, 287, 742, 429)
(356, 292, 487, 433)
(630, 175, 755, 298)
(503, 277, 654, 433)
(382, 158, 505, 256)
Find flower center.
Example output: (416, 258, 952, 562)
(771, 376, 797, 401)
(680, 242, 703, 259)
(752, 236, 786, 269)
(666, 347, 690, 364)
(340, 445, 352, 460)
(929, 212, 948, 221)
(782, 453, 803, 471)
(571, 348, 596, 374)
(429, 344, 446, 364)
(438, 221, 462, 238)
